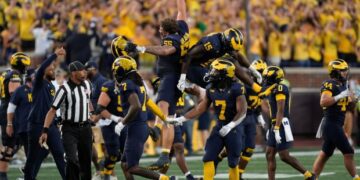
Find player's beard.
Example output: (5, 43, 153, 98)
(45, 74, 55, 81)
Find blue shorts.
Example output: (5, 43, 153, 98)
(101, 122, 126, 157)
(156, 73, 182, 116)
(187, 66, 209, 88)
(242, 113, 257, 149)
(121, 122, 149, 168)
(198, 111, 211, 130)
(267, 124, 292, 151)
(322, 121, 354, 156)
(203, 124, 243, 168)
(173, 125, 184, 144)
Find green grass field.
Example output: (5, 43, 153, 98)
(8, 149, 360, 179)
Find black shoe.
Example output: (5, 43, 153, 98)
(186, 174, 195, 180)
(148, 126, 161, 142)
(148, 155, 170, 170)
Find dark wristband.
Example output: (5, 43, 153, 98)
(42, 127, 49, 134)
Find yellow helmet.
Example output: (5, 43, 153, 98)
(112, 55, 137, 83)
(250, 59, 267, 74)
(10, 52, 31, 74)
(222, 28, 244, 51)
(328, 59, 349, 82)
(262, 66, 284, 85)
(111, 36, 130, 57)
(204, 58, 235, 82)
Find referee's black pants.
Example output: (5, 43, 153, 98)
(62, 122, 93, 180)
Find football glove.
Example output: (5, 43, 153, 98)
(257, 114, 266, 129)
(273, 126, 282, 144)
(166, 116, 187, 126)
(249, 66, 263, 84)
(114, 122, 125, 136)
(219, 122, 236, 137)
(177, 74, 187, 92)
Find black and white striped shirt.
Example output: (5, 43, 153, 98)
(52, 79, 92, 123)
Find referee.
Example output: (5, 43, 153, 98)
(39, 61, 95, 180)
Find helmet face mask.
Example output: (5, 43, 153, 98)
(262, 66, 284, 86)
(328, 59, 349, 83)
(112, 56, 137, 84)
(204, 59, 235, 85)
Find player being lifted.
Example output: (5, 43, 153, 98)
(313, 59, 360, 180)
(176, 27, 263, 92)
(110, 56, 175, 180)
(262, 66, 315, 180)
(116, 0, 190, 169)
(168, 59, 247, 180)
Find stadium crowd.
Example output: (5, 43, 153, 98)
(0, 0, 360, 71)
(0, 0, 359, 157)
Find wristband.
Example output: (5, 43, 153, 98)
(274, 125, 280, 130)
(42, 127, 49, 134)
(136, 46, 146, 53)
(7, 124, 13, 127)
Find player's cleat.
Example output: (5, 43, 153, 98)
(103, 174, 118, 180)
(148, 155, 170, 170)
(304, 172, 316, 180)
(148, 126, 161, 142)
(186, 175, 195, 180)
(91, 172, 102, 180)
(170, 176, 177, 180)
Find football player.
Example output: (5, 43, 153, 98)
(0, 52, 30, 179)
(168, 59, 247, 180)
(111, 56, 175, 180)
(217, 59, 267, 179)
(118, 0, 190, 169)
(313, 59, 360, 180)
(176, 28, 263, 93)
(262, 66, 315, 180)
(6, 69, 34, 177)
(96, 78, 125, 180)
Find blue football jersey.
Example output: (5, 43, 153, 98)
(206, 82, 245, 125)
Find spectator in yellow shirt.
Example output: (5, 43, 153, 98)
(293, 22, 310, 67)
(337, 19, 357, 67)
(322, 20, 338, 66)
(267, 27, 281, 66)
(279, 24, 293, 67)
(308, 27, 323, 67)
(18, 0, 36, 52)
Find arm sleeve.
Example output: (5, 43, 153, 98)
(177, 20, 189, 34)
(51, 86, 66, 109)
(162, 37, 180, 51)
(34, 54, 57, 87)
(275, 84, 287, 101)
(9, 88, 21, 105)
(320, 81, 333, 95)
(232, 83, 245, 97)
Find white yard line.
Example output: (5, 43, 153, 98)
(10, 149, 360, 168)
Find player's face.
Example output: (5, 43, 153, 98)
(159, 26, 167, 38)
(45, 63, 55, 81)
(340, 70, 348, 80)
